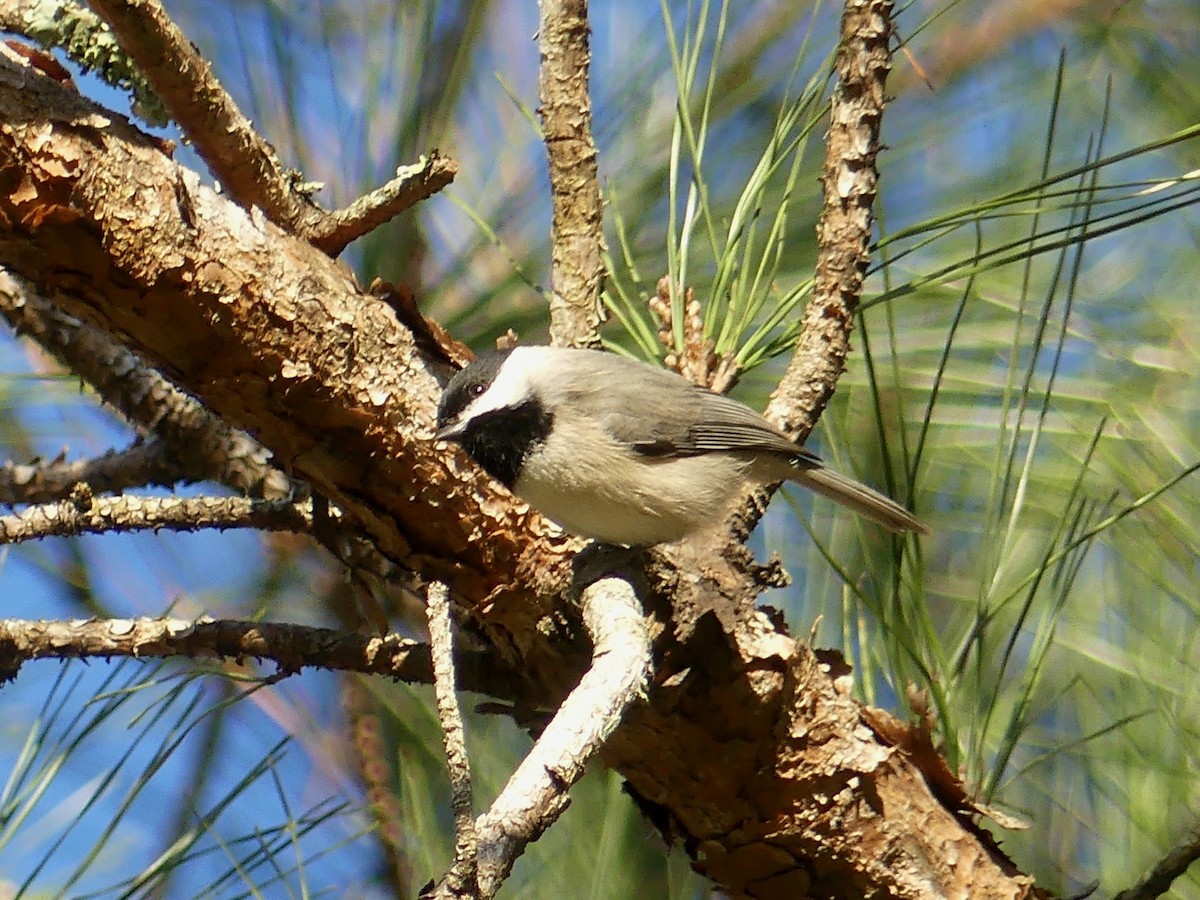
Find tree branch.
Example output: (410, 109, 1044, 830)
(0, 38, 1041, 898)
(0, 489, 311, 542)
(0, 44, 560, 624)
(0, 617, 382, 679)
(0, 268, 408, 634)
(0, 439, 182, 505)
(0, 615, 521, 697)
(307, 153, 459, 256)
(426, 581, 479, 898)
(764, 0, 893, 440)
(0, 269, 298, 500)
(469, 567, 650, 898)
(0, 0, 169, 124)
(32, 0, 455, 249)
(729, 0, 903, 543)
(82, 0, 325, 234)
(1113, 823, 1200, 900)
(539, 0, 606, 348)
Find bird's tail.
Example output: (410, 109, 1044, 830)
(789, 465, 929, 535)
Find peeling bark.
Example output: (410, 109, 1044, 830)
(0, 43, 1042, 899)
(539, 0, 606, 348)
(0, 43, 582, 687)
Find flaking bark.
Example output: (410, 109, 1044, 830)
(0, 40, 1041, 899)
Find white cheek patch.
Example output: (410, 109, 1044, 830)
(460, 347, 537, 423)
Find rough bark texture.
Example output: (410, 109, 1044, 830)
(0, 42, 584, 691)
(0, 616, 490, 688)
(0, 490, 309, 540)
(765, 0, 891, 440)
(0, 42, 1041, 899)
(0, 274, 297, 500)
(539, 0, 606, 348)
(86, 0, 327, 235)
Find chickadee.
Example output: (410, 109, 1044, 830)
(435, 346, 928, 547)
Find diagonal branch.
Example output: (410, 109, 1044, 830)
(0, 270, 298, 500)
(539, 0, 606, 348)
(0, 44, 545, 611)
(307, 153, 459, 256)
(0, 0, 169, 123)
(0, 37, 1042, 899)
(58, 0, 453, 249)
(83, 0, 325, 235)
(0, 269, 403, 633)
(432, 566, 650, 899)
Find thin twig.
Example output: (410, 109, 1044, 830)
(425, 581, 478, 898)
(467, 570, 650, 898)
(539, 0, 606, 348)
(0, 617, 413, 680)
(309, 154, 459, 256)
(1113, 824, 1200, 900)
(0, 615, 518, 695)
(0, 490, 312, 543)
(0, 439, 182, 505)
(731, 0, 895, 540)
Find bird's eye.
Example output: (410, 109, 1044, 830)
(471, 384, 485, 396)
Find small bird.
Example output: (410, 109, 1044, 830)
(435, 346, 928, 547)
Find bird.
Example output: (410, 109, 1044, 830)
(434, 345, 927, 547)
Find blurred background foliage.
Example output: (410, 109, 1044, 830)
(1, 0, 1198, 897)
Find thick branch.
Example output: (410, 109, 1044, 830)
(27, 0, 454, 249)
(0, 270, 405, 626)
(0, 41, 1040, 899)
(725, 0, 903, 544)
(0, 44, 575, 658)
(539, 0, 606, 348)
(83, 0, 325, 234)
(0, 269, 297, 500)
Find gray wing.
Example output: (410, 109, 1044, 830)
(535, 347, 820, 463)
(596, 371, 819, 465)
(537, 349, 925, 534)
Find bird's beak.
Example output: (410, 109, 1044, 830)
(435, 421, 464, 442)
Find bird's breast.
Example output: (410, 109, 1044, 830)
(514, 424, 753, 545)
